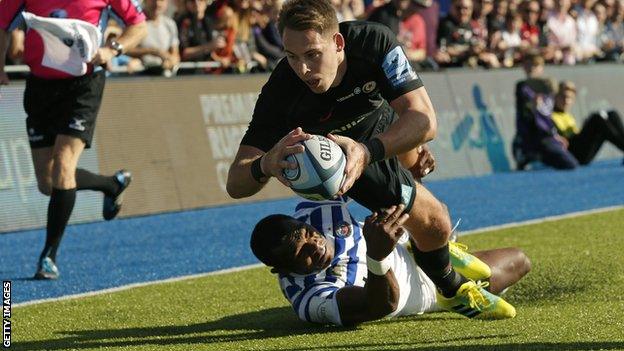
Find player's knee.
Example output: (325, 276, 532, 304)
(519, 251, 532, 276)
(36, 180, 52, 196)
(423, 204, 452, 243)
(509, 249, 532, 278)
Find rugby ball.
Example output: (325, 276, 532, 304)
(283, 135, 346, 201)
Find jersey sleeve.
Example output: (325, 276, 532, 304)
(109, 0, 146, 25)
(293, 284, 342, 325)
(239, 63, 291, 151)
(370, 24, 424, 102)
(0, 0, 24, 31)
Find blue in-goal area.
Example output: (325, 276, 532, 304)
(1, 159, 622, 304)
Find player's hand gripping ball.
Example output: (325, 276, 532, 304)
(283, 135, 346, 201)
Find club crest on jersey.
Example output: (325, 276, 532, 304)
(363, 81, 376, 94)
(334, 221, 352, 238)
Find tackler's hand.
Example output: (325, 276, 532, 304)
(363, 204, 410, 260)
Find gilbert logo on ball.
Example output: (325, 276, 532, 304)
(283, 135, 346, 201)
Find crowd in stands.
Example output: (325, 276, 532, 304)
(4, 0, 624, 76)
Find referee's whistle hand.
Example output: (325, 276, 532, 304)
(328, 134, 367, 196)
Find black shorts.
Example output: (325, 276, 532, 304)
(24, 70, 106, 149)
(346, 107, 417, 213)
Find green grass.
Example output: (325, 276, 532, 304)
(12, 209, 624, 351)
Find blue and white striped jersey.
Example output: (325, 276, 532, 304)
(278, 198, 438, 325)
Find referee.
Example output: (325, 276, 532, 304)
(0, 0, 147, 280)
(227, 0, 510, 318)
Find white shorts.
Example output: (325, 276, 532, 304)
(387, 243, 441, 318)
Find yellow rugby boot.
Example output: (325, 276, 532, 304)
(437, 281, 516, 319)
(449, 242, 492, 281)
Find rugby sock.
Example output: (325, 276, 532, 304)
(75, 168, 120, 197)
(40, 188, 76, 262)
(413, 244, 468, 298)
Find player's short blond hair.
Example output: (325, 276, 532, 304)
(278, 0, 339, 37)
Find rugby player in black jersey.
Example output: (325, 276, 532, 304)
(227, 0, 515, 318)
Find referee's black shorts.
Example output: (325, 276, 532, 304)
(23, 70, 106, 149)
(346, 106, 417, 213)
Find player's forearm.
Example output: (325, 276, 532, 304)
(364, 271, 400, 318)
(380, 90, 437, 158)
(117, 22, 148, 53)
(337, 271, 400, 326)
(226, 160, 267, 198)
(125, 47, 161, 58)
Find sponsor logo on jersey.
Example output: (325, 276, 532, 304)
(334, 221, 352, 238)
(69, 118, 86, 132)
(329, 114, 368, 134)
(336, 82, 377, 102)
(382, 46, 418, 88)
(27, 128, 44, 142)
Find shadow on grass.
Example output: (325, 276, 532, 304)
(13, 307, 325, 350)
(13, 307, 515, 351)
(13, 305, 623, 351)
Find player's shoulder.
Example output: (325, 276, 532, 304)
(341, 21, 397, 53)
(262, 58, 305, 94)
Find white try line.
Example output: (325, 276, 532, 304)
(14, 205, 624, 308)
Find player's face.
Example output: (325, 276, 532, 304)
(274, 224, 334, 275)
(282, 28, 343, 94)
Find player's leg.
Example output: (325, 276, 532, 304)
(403, 182, 473, 297)
(33, 135, 84, 279)
(66, 70, 132, 220)
(473, 247, 532, 294)
(538, 137, 579, 169)
(606, 110, 624, 146)
(31, 147, 54, 196)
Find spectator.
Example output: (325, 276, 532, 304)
(251, 1, 283, 70)
(512, 52, 562, 170)
(438, 0, 500, 67)
(331, 0, 366, 21)
(497, 13, 525, 67)
(210, 4, 238, 71)
(368, 0, 432, 63)
(488, 0, 508, 34)
(546, 0, 577, 64)
(471, 0, 494, 49)
(602, 0, 617, 19)
(520, 0, 542, 49)
(177, 0, 221, 62)
(551, 80, 624, 166)
(127, 0, 181, 76)
(602, 0, 624, 60)
(231, 0, 268, 72)
(575, 0, 601, 61)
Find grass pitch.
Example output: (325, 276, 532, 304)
(12, 209, 624, 351)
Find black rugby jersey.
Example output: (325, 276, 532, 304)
(240, 21, 424, 152)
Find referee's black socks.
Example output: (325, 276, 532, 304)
(413, 244, 468, 298)
(40, 188, 76, 261)
(76, 168, 120, 197)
